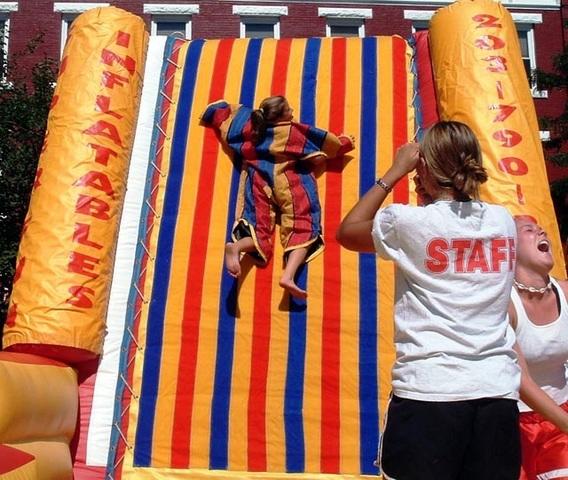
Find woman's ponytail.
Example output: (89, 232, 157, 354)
(250, 108, 266, 144)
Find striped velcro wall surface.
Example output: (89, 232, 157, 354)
(112, 35, 414, 478)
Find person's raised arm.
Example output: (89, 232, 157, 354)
(336, 142, 420, 253)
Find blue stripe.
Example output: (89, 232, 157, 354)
(298, 172, 322, 236)
(227, 106, 253, 147)
(209, 38, 263, 469)
(256, 128, 276, 186)
(358, 36, 380, 475)
(283, 37, 320, 473)
(132, 38, 205, 467)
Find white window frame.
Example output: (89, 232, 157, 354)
(318, 8, 372, 38)
(514, 16, 547, 98)
(404, 10, 546, 98)
(0, 3, 17, 78)
(233, 5, 288, 39)
(404, 10, 432, 33)
(54, 3, 109, 58)
(340, 0, 558, 7)
(143, 4, 199, 39)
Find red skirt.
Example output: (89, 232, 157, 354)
(519, 401, 568, 480)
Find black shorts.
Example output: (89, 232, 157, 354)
(379, 395, 521, 480)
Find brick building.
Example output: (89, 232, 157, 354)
(4, 0, 568, 181)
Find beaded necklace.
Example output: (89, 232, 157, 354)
(513, 278, 552, 295)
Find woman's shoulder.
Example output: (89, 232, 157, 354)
(555, 277, 568, 297)
(478, 201, 512, 215)
(377, 203, 428, 225)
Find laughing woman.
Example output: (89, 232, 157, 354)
(510, 216, 568, 480)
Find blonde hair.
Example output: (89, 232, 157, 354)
(421, 121, 488, 200)
(250, 95, 288, 144)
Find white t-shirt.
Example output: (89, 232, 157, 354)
(511, 277, 568, 412)
(372, 200, 520, 401)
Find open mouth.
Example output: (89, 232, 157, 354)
(537, 240, 550, 253)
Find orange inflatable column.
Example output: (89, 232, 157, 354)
(3, 7, 148, 363)
(429, 0, 565, 277)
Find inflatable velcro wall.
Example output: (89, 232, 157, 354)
(102, 33, 412, 478)
(429, 0, 565, 276)
(1, 0, 565, 479)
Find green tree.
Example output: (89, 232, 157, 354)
(537, 43, 568, 250)
(0, 39, 57, 330)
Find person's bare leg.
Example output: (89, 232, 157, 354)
(279, 247, 308, 299)
(225, 237, 256, 277)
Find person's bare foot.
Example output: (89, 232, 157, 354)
(225, 243, 241, 277)
(279, 276, 307, 299)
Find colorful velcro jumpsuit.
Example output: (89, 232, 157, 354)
(201, 100, 354, 264)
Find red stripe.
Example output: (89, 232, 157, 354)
(320, 37, 345, 473)
(271, 39, 292, 95)
(113, 40, 184, 480)
(414, 31, 439, 129)
(0, 351, 68, 367)
(72, 370, 106, 480)
(247, 268, 271, 471)
(286, 169, 315, 246)
(392, 37, 409, 205)
(171, 38, 235, 468)
(247, 175, 274, 470)
(247, 43, 291, 471)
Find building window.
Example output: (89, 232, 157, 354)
(404, 10, 433, 34)
(143, 4, 199, 39)
(0, 15, 9, 76)
(242, 17, 277, 38)
(54, 3, 109, 58)
(233, 5, 288, 39)
(404, 10, 546, 98)
(319, 8, 371, 38)
(0, 2, 18, 77)
(512, 14, 545, 97)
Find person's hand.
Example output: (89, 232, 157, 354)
(392, 142, 420, 177)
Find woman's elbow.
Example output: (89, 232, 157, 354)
(336, 224, 367, 252)
(336, 224, 349, 247)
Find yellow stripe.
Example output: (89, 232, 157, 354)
(302, 36, 330, 472)
(376, 37, 396, 423)
(123, 466, 381, 479)
(221, 38, 255, 472)
(151, 40, 191, 465)
(270, 37, 311, 471)
(250, 37, 288, 473)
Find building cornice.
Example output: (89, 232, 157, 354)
(225, 0, 560, 11)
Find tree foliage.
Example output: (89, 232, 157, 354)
(0, 38, 56, 327)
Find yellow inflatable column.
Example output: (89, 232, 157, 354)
(3, 7, 148, 362)
(429, 0, 565, 277)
